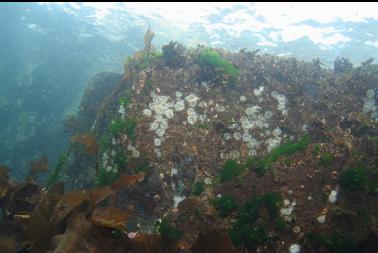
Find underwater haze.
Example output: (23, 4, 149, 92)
(0, 2, 378, 253)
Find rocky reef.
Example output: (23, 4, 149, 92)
(1, 30, 378, 253)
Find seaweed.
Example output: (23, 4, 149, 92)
(155, 217, 183, 241)
(162, 41, 186, 68)
(109, 118, 127, 138)
(124, 117, 137, 141)
(275, 216, 287, 231)
(143, 24, 155, 54)
(145, 79, 153, 89)
(261, 192, 282, 219)
(197, 48, 239, 84)
(229, 199, 263, 249)
(118, 97, 130, 108)
(139, 51, 163, 69)
(220, 159, 245, 183)
(212, 195, 238, 218)
(108, 117, 136, 141)
(320, 152, 333, 167)
(307, 232, 358, 253)
(196, 123, 210, 130)
(46, 149, 71, 190)
(191, 181, 205, 196)
(94, 166, 119, 187)
(135, 160, 151, 174)
(228, 192, 282, 250)
(367, 135, 378, 149)
(198, 48, 239, 77)
(334, 57, 354, 74)
(338, 167, 369, 190)
(114, 150, 129, 169)
(312, 143, 321, 158)
(246, 134, 310, 176)
(267, 134, 310, 162)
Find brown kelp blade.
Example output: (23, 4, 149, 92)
(111, 172, 145, 191)
(71, 132, 99, 156)
(90, 207, 131, 230)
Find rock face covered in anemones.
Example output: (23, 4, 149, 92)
(63, 42, 378, 252)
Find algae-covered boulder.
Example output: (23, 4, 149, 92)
(35, 36, 378, 252)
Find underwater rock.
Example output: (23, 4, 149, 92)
(3, 31, 378, 252)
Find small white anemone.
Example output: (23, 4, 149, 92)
(204, 177, 212, 185)
(150, 91, 157, 98)
(242, 133, 251, 142)
(240, 116, 249, 124)
(153, 96, 161, 103)
(229, 122, 238, 129)
(282, 109, 288, 116)
(156, 128, 165, 137)
(264, 111, 273, 119)
(159, 96, 169, 103)
(223, 132, 232, 140)
(272, 127, 282, 136)
(363, 99, 376, 114)
(280, 206, 294, 216)
(239, 95, 247, 102)
(154, 138, 161, 146)
(165, 109, 174, 119)
(367, 89, 375, 98)
(246, 105, 261, 115)
(159, 120, 168, 130)
(155, 148, 162, 157)
(143, 108, 152, 117)
(283, 199, 290, 206)
(118, 104, 126, 115)
(175, 91, 183, 98)
(175, 100, 185, 112)
(317, 215, 326, 223)
(277, 94, 286, 104)
(255, 120, 264, 129)
(149, 121, 159, 131)
(253, 86, 264, 96)
(187, 108, 196, 115)
(267, 138, 281, 153)
(185, 93, 199, 106)
(229, 151, 240, 160)
(248, 150, 257, 156)
(188, 101, 197, 107)
(199, 101, 208, 108)
(289, 244, 301, 253)
(215, 104, 226, 112)
(245, 107, 254, 116)
(249, 138, 258, 146)
(154, 114, 163, 122)
(271, 90, 279, 98)
(241, 122, 251, 129)
(248, 121, 256, 129)
(187, 114, 198, 125)
(328, 190, 338, 203)
(132, 150, 140, 158)
(233, 132, 242, 140)
(277, 103, 286, 110)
